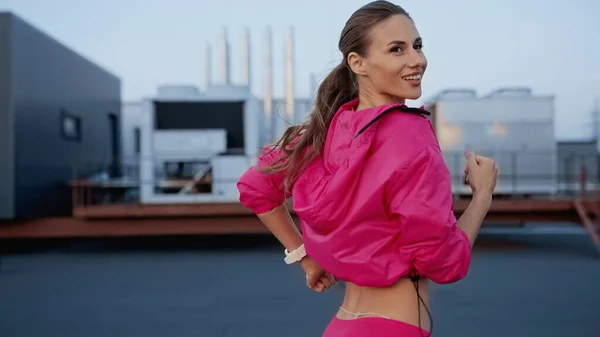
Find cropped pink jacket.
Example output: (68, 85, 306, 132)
(237, 98, 471, 286)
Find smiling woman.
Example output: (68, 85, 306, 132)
(237, 1, 498, 337)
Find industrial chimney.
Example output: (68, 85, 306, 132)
(285, 26, 295, 124)
(204, 42, 212, 90)
(263, 26, 273, 144)
(219, 27, 231, 84)
(242, 27, 251, 89)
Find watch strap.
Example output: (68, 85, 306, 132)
(284, 244, 306, 264)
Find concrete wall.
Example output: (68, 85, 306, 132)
(4, 13, 121, 218)
(0, 15, 14, 218)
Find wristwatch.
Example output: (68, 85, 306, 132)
(284, 244, 307, 264)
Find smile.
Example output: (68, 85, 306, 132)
(401, 74, 422, 80)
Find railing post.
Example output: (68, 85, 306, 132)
(511, 151, 517, 194)
(581, 163, 588, 198)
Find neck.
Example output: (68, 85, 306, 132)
(356, 92, 405, 111)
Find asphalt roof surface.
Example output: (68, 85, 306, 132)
(1, 229, 598, 337)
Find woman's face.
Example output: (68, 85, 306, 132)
(348, 14, 427, 102)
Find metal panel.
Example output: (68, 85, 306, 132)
(0, 14, 14, 218)
(557, 140, 599, 192)
(438, 121, 555, 151)
(432, 94, 557, 195)
(153, 130, 227, 159)
(120, 101, 143, 166)
(9, 13, 121, 218)
(436, 97, 554, 123)
(211, 155, 248, 199)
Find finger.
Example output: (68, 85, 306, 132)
(309, 282, 322, 292)
(312, 285, 323, 293)
(315, 280, 326, 292)
(324, 275, 335, 288)
(307, 273, 321, 288)
(464, 150, 478, 169)
(475, 155, 487, 164)
(327, 274, 337, 286)
(319, 276, 332, 289)
(477, 156, 495, 167)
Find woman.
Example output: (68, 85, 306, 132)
(237, 1, 498, 336)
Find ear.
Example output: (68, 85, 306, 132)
(347, 52, 367, 76)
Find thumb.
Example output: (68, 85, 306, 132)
(465, 150, 478, 168)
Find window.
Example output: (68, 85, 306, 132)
(134, 127, 141, 154)
(153, 101, 245, 150)
(61, 109, 81, 141)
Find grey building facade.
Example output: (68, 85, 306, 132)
(0, 13, 121, 219)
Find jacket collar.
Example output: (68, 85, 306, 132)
(338, 99, 430, 139)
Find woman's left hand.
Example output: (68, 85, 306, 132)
(300, 256, 337, 292)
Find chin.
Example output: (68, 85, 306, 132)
(396, 88, 422, 101)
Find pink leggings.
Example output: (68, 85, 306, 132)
(322, 315, 429, 337)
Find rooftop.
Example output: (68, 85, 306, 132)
(1, 230, 598, 337)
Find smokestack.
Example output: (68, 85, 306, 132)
(204, 42, 212, 90)
(285, 26, 295, 123)
(263, 27, 273, 143)
(242, 27, 251, 89)
(219, 26, 230, 84)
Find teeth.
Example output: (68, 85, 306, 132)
(402, 74, 422, 80)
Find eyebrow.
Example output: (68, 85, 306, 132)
(387, 37, 422, 46)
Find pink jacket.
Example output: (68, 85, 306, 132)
(237, 98, 471, 286)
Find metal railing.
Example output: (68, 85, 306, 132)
(70, 151, 600, 207)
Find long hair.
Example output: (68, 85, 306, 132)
(263, 1, 410, 193)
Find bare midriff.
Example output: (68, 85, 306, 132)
(336, 277, 431, 332)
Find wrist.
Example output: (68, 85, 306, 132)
(299, 256, 316, 272)
(471, 193, 492, 209)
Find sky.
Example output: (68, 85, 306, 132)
(0, 0, 599, 140)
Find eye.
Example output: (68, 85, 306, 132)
(414, 42, 424, 50)
(390, 46, 403, 53)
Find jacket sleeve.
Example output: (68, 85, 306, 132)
(237, 146, 288, 214)
(388, 145, 471, 284)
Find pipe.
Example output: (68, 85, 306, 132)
(242, 27, 251, 89)
(263, 26, 273, 143)
(204, 42, 212, 90)
(285, 26, 295, 124)
(219, 26, 230, 84)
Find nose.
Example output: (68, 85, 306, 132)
(408, 48, 426, 69)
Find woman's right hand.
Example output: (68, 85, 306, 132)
(464, 150, 498, 198)
(300, 256, 336, 292)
